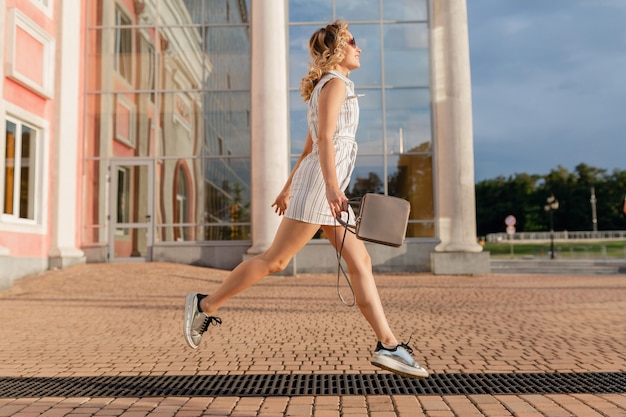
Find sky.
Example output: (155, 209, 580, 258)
(466, 0, 626, 182)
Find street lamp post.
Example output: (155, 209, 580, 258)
(544, 194, 559, 259)
(590, 186, 598, 232)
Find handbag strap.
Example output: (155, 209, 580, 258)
(333, 200, 361, 307)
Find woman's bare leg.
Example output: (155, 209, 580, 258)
(321, 225, 398, 347)
(200, 218, 321, 316)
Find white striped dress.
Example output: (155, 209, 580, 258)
(285, 70, 359, 225)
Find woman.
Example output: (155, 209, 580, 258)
(183, 20, 429, 379)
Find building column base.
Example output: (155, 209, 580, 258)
(431, 251, 491, 275)
(48, 247, 86, 270)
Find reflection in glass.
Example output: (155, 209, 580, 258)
(289, 25, 316, 89)
(84, 0, 252, 247)
(289, 90, 308, 155)
(2, 120, 37, 220)
(388, 152, 434, 237)
(347, 24, 381, 87)
(112, 163, 151, 257)
(336, 0, 379, 22)
(3, 121, 16, 215)
(113, 227, 148, 258)
(289, 0, 333, 23)
(83, 158, 104, 245)
(383, 0, 428, 21)
(384, 23, 429, 87)
(384, 88, 432, 154)
(347, 155, 384, 197)
(204, 26, 251, 90)
(355, 90, 383, 153)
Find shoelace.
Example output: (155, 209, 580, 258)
(397, 342, 413, 354)
(199, 316, 222, 335)
(397, 334, 414, 353)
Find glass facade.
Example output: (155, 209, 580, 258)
(83, 0, 252, 257)
(288, 0, 435, 237)
(82, 0, 433, 260)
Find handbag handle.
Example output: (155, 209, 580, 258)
(333, 197, 361, 233)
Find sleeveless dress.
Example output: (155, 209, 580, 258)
(285, 70, 360, 226)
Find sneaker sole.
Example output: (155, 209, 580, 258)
(183, 292, 199, 349)
(371, 356, 429, 379)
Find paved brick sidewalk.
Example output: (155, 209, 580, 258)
(0, 263, 624, 416)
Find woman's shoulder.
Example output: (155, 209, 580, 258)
(317, 71, 351, 93)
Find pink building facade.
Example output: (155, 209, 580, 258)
(1, 0, 85, 288)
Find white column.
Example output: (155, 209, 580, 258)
(247, 0, 290, 254)
(48, 0, 85, 268)
(431, 0, 482, 253)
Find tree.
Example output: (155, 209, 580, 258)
(475, 165, 626, 236)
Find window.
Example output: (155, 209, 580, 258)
(3, 119, 39, 221)
(116, 166, 130, 224)
(175, 165, 190, 241)
(114, 7, 132, 82)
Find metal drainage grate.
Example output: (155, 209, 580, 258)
(0, 372, 624, 398)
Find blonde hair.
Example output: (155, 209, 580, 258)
(300, 20, 350, 102)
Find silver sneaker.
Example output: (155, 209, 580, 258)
(371, 342, 429, 379)
(183, 293, 221, 349)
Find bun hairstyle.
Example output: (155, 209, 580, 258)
(300, 19, 350, 102)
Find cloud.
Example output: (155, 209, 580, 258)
(468, 0, 626, 181)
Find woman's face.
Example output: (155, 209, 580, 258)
(338, 31, 361, 72)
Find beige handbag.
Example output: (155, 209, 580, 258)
(336, 193, 410, 247)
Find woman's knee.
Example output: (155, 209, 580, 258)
(259, 255, 290, 274)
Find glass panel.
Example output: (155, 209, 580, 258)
(19, 125, 36, 220)
(87, 27, 158, 93)
(204, 26, 251, 90)
(289, 0, 333, 23)
(348, 155, 384, 197)
(4, 121, 16, 215)
(289, 90, 308, 155)
(355, 89, 383, 154)
(202, 159, 251, 241)
(348, 24, 381, 87)
(289, 25, 317, 89)
(158, 91, 202, 158)
(83, 158, 105, 244)
(166, 0, 250, 25)
(154, 156, 251, 242)
(387, 153, 434, 220)
(114, 7, 133, 83)
(85, 94, 107, 159)
(383, 0, 428, 21)
(384, 88, 432, 154)
(383, 23, 429, 87)
(407, 221, 435, 238)
(336, 0, 379, 22)
(199, 91, 251, 157)
(113, 226, 149, 258)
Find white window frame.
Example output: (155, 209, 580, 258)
(115, 94, 137, 148)
(0, 105, 49, 233)
(5, 8, 55, 98)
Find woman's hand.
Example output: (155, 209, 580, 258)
(326, 186, 348, 219)
(271, 189, 290, 216)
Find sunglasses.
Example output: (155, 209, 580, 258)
(347, 37, 357, 47)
